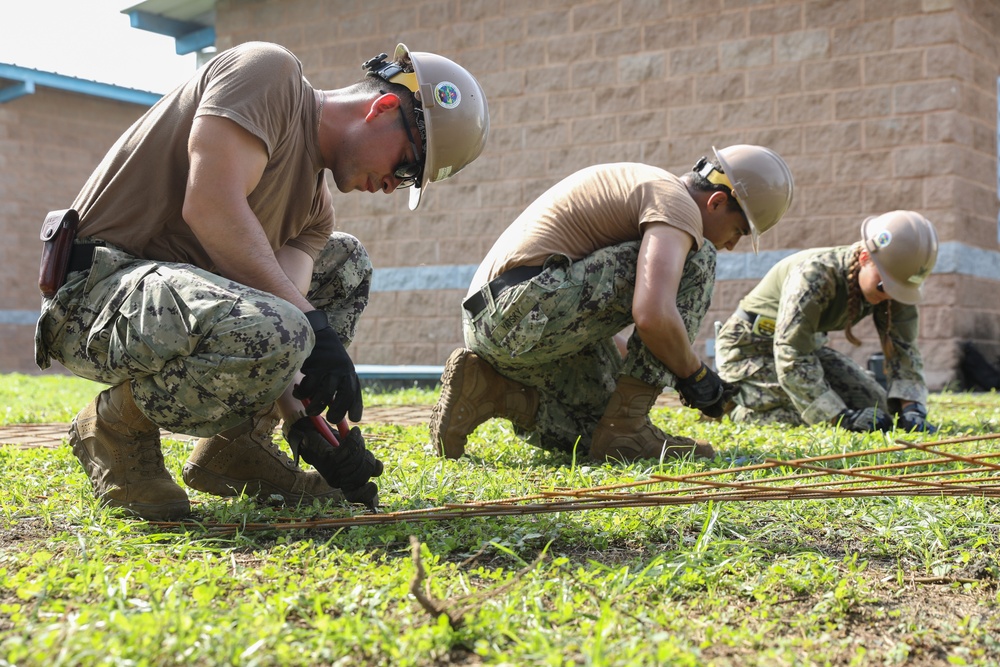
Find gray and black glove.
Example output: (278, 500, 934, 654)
(293, 310, 364, 425)
(836, 407, 893, 433)
(898, 403, 937, 433)
(284, 417, 383, 508)
(675, 362, 738, 419)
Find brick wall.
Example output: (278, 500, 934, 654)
(0, 88, 147, 373)
(211, 0, 1000, 388)
(3, 0, 999, 389)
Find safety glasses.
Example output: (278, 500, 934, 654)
(393, 105, 424, 188)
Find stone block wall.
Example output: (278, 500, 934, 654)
(0, 88, 147, 373)
(2, 0, 999, 390)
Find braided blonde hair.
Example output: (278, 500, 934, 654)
(844, 243, 896, 358)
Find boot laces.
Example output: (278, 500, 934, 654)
(133, 432, 168, 477)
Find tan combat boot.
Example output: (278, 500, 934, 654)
(429, 348, 539, 459)
(182, 404, 345, 505)
(69, 382, 190, 520)
(589, 375, 715, 463)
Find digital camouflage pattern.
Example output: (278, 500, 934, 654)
(35, 233, 371, 436)
(716, 245, 927, 426)
(463, 240, 717, 453)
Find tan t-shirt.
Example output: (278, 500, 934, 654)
(72, 42, 334, 268)
(468, 163, 703, 295)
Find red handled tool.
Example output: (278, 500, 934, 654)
(300, 397, 350, 446)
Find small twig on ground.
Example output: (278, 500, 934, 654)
(410, 535, 463, 628)
(409, 535, 547, 628)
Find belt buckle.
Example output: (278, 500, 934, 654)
(751, 315, 776, 337)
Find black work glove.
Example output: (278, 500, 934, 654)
(836, 407, 894, 433)
(284, 417, 384, 508)
(675, 362, 738, 419)
(293, 310, 364, 424)
(898, 403, 937, 433)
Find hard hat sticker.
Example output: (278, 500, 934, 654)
(875, 230, 892, 248)
(434, 82, 461, 109)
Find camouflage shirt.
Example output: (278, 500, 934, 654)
(736, 245, 926, 421)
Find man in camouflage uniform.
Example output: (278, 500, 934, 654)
(429, 146, 794, 462)
(716, 211, 939, 433)
(35, 42, 489, 520)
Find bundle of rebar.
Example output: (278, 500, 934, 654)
(153, 432, 1000, 534)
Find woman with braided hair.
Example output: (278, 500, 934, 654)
(715, 211, 939, 433)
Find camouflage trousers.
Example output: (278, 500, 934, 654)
(715, 313, 888, 426)
(463, 240, 717, 453)
(34, 233, 371, 436)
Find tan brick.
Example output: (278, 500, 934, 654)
(786, 154, 834, 187)
(617, 110, 668, 138)
(547, 33, 596, 64)
(863, 116, 924, 149)
(833, 87, 891, 119)
(525, 11, 571, 39)
(621, 0, 672, 23)
(750, 66, 804, 97)
(483, 17, 525, 46)
(863, 0, 922, 21)
(776, 92, 833, 124)
(572, 3, 620, 31)
(644, 78, 694, 109)
(594, 27, 644, 58)
(595, 84, 642, 114)
(862, 49, 924, 85)
(573, 116, 619, 144)
(803, 59, 862, 91)
(804, 0, 863, 27)
(525, 66, 571, 92)
(720, 98, 774, 128)
(549, 91, 596, 119)
(798, 185, 864, 215)
(801, 121, 863, 152)
(457, 0, 506, 21)
(720, 37, 775, 69)
(669, 45, 720, 76)
(776, 29, 830, 62)
(695, 12, 747, 43)
(642, 19, 696, 51)
(893, 144, 959, 178)
(620, 53, 667, 83)
(671, 0, 724, 17)
(893, 13, 960, 47)
(669, 105, 721, 136)
(749, 5, 803, 35)
(695, 72, 746, 103)
(833, 150, 893, 183)
(922, 111, 972, 145)
(831, 21, 893, 57)
(893, 80, 959, 114)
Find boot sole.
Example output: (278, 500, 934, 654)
(101, 496, 191, 521)
(181, 462, 345, 505)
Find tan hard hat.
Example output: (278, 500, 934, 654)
(712, 145, 794, 254)
(379, 44, 490, 210)
(861, 210, 938, 305)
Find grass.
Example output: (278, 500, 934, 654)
(1, 373, 999, 666)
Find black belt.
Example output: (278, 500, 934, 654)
(67, 241, 105, 274)
(463, 265, 543, 317)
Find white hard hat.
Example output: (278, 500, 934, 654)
(701, 145, 795, 253)
(364, 45, 490, 210)
(861, 210, 938, 305)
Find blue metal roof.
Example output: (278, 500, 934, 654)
(122, 1, 216, 55)
(0, 63, 161, 106)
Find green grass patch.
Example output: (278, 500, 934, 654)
(1, 377, 999, 666)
